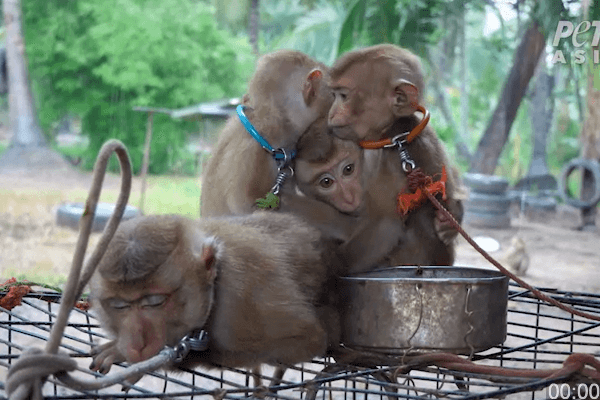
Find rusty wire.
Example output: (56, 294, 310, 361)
(1, 284, 599, 399)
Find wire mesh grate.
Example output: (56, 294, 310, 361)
(0, 283, 599, 399)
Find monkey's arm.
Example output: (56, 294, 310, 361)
(278, 184, 358, 243)
(434, 198, 463, 246)
(341, 217, 405, 274)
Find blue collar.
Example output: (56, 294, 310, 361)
(236, 105, 296, 161)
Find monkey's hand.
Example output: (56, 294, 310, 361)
(90, 340, 126, 375)
(434, 198, 463, 246)
(434, 207, 458, 246)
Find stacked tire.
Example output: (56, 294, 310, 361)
(56, 202, 142, 232)
(463, 173, 511, 229)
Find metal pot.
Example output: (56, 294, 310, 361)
(339, 266, 509, 355)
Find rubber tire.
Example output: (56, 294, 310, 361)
(463, 173, 509, 195)
(559, 158, 600, 209)
(56, 202, 142, 232)
(522, 195, 557, 212)
(465, 193, 511, 214)
(463, 210, 511, 229)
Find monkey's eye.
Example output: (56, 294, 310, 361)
(140, 294, 168, 308)
(318, 176, 335, 189)
(333, 90, 349, 102)
(343, 163, 355, 176)
(107, 298, 131, 310)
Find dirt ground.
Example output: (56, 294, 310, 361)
(0, 169, 599, 295)
(1, 168, 599, 400)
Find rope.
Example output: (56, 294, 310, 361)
(406, 168, 431, 192)
(6, 140, 133, 399)
(424, 190, 600, 322)
(393, 352, 600, 381)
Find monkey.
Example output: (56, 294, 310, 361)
(326, 44, 464, 270)
(199, 50, 360, 241)
(200, 49, 333, 218)
(291, 127, 460, 272)
(293, 128, 366, 215)
(88, 212, 341, 376)
(197, 50, 350, 385)
(502, 236, 530, 276)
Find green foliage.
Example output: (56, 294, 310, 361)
(496, 105, 533, 183)
(263, 0, 346, 65)
(93, 174, 201, 217)
(256, 192, 280, 209)
(22, 0, 254, 174)
(335, 0, 450, 58)
(548, 101, 580, 174)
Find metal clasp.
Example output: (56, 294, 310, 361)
(271, 148, 295, 195)
(174, 330, 209, 362)
(386, 133, 416, 173)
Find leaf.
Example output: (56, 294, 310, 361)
(337, 0, 366, 57)
(256, 193, 280, 209)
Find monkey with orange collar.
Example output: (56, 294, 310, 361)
(324, 44, 464, 270)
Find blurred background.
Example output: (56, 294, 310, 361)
(0, 0, 599, 287)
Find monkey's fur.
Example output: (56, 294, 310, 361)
(328, 44, 465, 271)
(89, 212, 340, 374)
(200, 50, 332, 217)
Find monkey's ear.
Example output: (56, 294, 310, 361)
(391, 79, 419, 117)
(303, 68, 323, 106)
(201, 244, 217, 283)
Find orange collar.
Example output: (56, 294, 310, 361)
(359, 105, 430, 149)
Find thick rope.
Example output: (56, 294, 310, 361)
(6, 140, 132, 399)
(393, 352, 600, 381)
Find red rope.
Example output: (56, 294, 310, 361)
(397, 167, 447, 216)
(393, 352, 600, 381)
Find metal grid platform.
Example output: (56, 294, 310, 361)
(0, 283, 599, 399)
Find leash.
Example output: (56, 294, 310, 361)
(237, 105, 295, 207)
(358, 105, 446, 215)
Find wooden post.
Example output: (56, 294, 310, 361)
(139, 111, 154, 214)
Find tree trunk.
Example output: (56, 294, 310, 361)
(248, 0, 260, 56)
(0, 0, 69, 171)
(469, 22, 545, 174)
(527, 57, 554, 177)
(579, 48, 600, 227)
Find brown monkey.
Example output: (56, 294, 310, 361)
(292, 126, 465, 272)
(89, 212, 340, 374)
(327, 44, 464, 270)
(200, 50, 332, 217)
(293, 128, 366, 215)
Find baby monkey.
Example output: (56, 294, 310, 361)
(293, 129, 459, 272)
(294, 130, 366, 215)
(89, 212, 340, 375)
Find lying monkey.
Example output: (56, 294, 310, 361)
(89, 212, 340, 374)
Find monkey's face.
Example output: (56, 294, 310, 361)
(328, 62, 420, 142)
(89, 216, 218, 365)
(297, 143, 364, 214)
(93, 273, 214, 365)
(328, 63, 394, 141)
